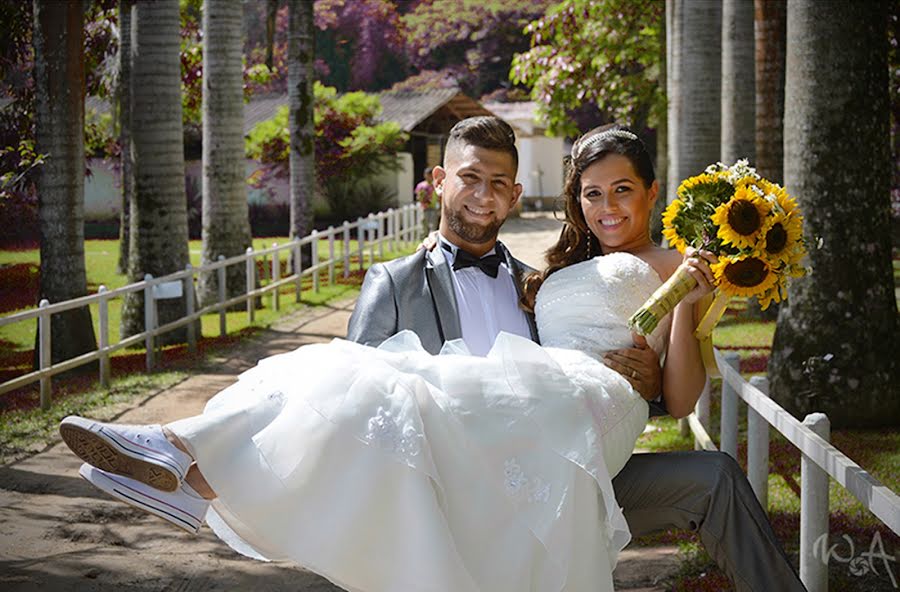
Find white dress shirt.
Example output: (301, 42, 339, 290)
(438, 235, 532, 356)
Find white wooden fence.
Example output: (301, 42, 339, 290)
(0, 204, 423, 408)
(681, 350, 900, 592)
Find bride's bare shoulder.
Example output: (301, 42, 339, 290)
(634, 246, 682, 282)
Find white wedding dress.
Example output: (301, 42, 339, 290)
(169, 252, 670, 592)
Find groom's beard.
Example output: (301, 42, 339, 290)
(444, 208, 504, 245)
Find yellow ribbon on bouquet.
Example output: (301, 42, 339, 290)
(693, 291, 731, 378)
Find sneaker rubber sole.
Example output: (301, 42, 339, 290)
(60, 418, 183, 492)
(79, 464, 204, 534)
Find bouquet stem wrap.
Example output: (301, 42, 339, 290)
(628, 267, 696, 336)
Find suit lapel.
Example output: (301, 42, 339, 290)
(424, 248, 462, 342)
(496, 241, 540, 343)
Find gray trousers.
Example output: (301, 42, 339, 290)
(613, 450, 807, 592)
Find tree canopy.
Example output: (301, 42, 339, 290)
(511, 0, 664, 136)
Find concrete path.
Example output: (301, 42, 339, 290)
(0, 213, 679, 591)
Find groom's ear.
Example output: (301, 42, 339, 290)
(509, 183, 523, 209)
(432, 166, 447, 193)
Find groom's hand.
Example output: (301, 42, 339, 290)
(604, 335, 662, 400)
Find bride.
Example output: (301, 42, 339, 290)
(60, 124, 715, 592)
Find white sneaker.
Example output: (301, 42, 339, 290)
(79, 464, 209, 534)
(60, 416, 192, 492)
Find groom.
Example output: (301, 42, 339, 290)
(347, 116, 805, 591)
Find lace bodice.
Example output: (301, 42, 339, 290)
(535, 252, 670, 360)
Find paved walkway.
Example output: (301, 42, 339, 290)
(0, 213, 679, 591)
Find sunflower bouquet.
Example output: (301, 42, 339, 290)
(628, 159, 806, 342)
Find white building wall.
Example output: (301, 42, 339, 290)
(517, 136, 564, 200)
(374, 151, 414, 205)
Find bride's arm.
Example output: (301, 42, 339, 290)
(660, 249, 717, 419)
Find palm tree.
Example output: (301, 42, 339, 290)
(677, 0, 721, 179)
(666, 0, 721, 209)
(32, 0, 97, 365)
(753, 0, 785, 183)
(288, 0, 315, 245)
(198, 0, 251, 306)
(116, 0, 134, 275)
(721, 0, 755, 164)
(120, 0, 191, 343)
(665, 0, 682, 207)
(769, 0, 898, 428)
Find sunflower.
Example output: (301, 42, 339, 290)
(711, 187, 772, 249)
(711, 255, 779, 298)
(676, 172, 720, 198)
(758, 210, 803, 266)
(661, 199, 688, 253)
(757, 179, 799, 216)
(757, 278, 788, 311)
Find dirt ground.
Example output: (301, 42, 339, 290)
(0, 213, 679, 591)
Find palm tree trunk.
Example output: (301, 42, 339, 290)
(32, 0, 98, 366)
(288, 0, 315, 246)
(116, 0, 134, 276)
(753, 0, 785, 183)
(120, 0, 191, 345)
(198, 0, 251, 307)
(665, 0, 682, 208)
(652, 10, 667, 243)
(769, 0, 897, 428)
(721, 0, 755, 164)
(677, 0, 721, 180)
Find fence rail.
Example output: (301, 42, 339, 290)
(0, 204, 423, 406)
(680, 347, 900, 592)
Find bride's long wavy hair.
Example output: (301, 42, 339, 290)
(520, 123, 656, 313)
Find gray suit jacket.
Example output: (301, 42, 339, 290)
(346, 243, 668, 416)
(346, 241, 539, 353)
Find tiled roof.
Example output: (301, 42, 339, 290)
(377, 88, 462, 132)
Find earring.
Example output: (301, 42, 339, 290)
(586, 231, 593, 259)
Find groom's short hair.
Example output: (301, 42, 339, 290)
(444, 116, 518, 169)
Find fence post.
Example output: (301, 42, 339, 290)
(260, 242, 268, 283)
(271, 243, 280, 311)
(342, 221, 350, 278)
(184, 264, 196, 353)
(144, 274, 155, 371)
(98, 286, 110, 388)
(245, 247, 255, 324)
(357, 217, 365, 271)
(367, 214, 376, 265)
(327, 226, 335, 285)
(293, 240, 303, 303)
(377, 214, 384, 259)
(38, 299, 51, 409)
(800, 412, 830, 592)
(387, 208, 395, 252)
(747, 376, 770, 510)
(694, 378, 711, 450)
(311, 230, 320, 293)
(217, 255, 226, 337)
(404, 206, 411, 246)
(720, 352, 741, 459)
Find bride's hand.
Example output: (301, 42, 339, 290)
(417, 231, 439, 252)
(679, 248, 718, 304)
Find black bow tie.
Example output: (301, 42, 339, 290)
(444, 244, 503, 278)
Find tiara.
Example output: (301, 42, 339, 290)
(572, 129, 638, 160)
